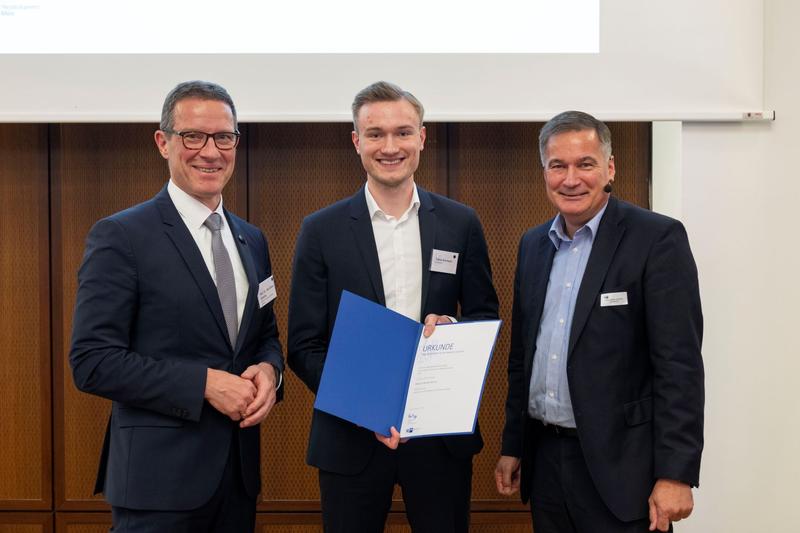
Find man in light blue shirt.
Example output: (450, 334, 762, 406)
(496, 111, 704, 533)
(528, 203, 606, 428)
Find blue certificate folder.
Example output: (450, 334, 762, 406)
(314, 290, 499, 438)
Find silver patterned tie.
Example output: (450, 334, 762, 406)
(204, 213, 238, 347)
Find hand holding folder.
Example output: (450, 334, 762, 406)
(314, 290, 501, 439)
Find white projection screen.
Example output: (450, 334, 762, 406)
(0, 0, 763, 122)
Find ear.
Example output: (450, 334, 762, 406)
(154, 130, 169, 159)
(419, 125, 427, 151)
(351, 130, 360, 154)
(607, 154, 616, 180)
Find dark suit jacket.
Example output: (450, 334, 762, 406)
(69, 186, 284, 511)
(287, 185, 499, 474)
(500, 197, 704, 522)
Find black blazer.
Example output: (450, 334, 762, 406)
(288, 186, 499, 474)
(500, 197, 704, 522)
(70, 186, 284, 510)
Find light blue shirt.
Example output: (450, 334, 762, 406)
(528, 203, 608, 427)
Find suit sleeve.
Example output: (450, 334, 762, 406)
(645, 221, 705, 486)
(287, 218, 329, 394)
(69, 218, 207, 421)
(251, 229, 286, 399)
(500, 237, 527, 458)
(458, 210, 500, 321)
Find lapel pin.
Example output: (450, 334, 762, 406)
(238, 234, 246, 244)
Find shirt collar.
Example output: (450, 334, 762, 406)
(548, 201, 609, 249)
(167, 179, 226, 231)
(364, 183, 420, 222)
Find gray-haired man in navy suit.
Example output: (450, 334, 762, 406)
(70, 80, 284, 533)
(496, 111, 704, 533)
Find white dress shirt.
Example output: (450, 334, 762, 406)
(364, 184, 423, 322)
(167, 180, 248, 329)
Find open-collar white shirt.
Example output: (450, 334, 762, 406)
(364, 183, 423, 322)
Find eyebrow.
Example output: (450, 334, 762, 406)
(363, 124, 417, 133)
(547, 155, 600, 166)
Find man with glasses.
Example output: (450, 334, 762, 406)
(70, 80, 284, 532)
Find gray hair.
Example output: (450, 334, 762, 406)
(159, 80, 237, 132)
(351, 81, 424, 132)
(538, 110, 612, 165)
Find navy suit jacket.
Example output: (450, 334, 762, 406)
(500, 197, 704, 522)
(70, 186, 284, 511)
(287, 186, 499, 474)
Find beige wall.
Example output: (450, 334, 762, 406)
(678, 1, 800, 531)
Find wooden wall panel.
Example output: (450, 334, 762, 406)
(50, 124, 247, 508)
(53, 511, 527, 532)
(257, 513, 322, 531)
(254, 511, 530, 531)
(0, 125, 51, 509)
(0, 527, 45, 533)
(383, 512, 531, 532)
(448, 122, 651, 506)
(0, 513, 52, 533)
(54, 513, 109, 533)
(247, 123, 448, 508)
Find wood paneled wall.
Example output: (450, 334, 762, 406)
(0, 125, 50, 511)
(0, 122, 650, 530)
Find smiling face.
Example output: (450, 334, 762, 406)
(351, 98, 426, 192)
(542, 128, 615, 237)
(154, 97, 236, 210)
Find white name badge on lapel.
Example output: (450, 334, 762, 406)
(257, 276, 277, 308)
(600, 291, 628, 307)
(430, 249, 459, 275)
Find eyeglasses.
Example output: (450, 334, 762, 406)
(165, 129, 241, 150)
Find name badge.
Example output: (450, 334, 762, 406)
(430, 249, 459, 275)
(600, 291, 628, 307)
(257, 276, 277, 308)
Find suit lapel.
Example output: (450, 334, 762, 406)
(349, 187, 386, 306)
(568, 198, 625, 357)
(155, 187, 231, 348)
(529, 232, 557, 327)
(226, 212, 258, 356)
(418, 189, 436, 318)
(525, 230, 557, 378)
